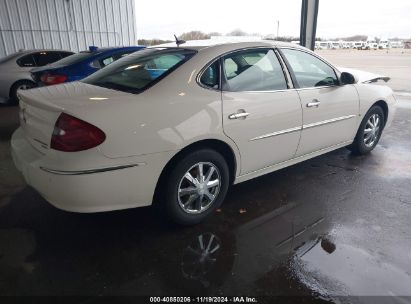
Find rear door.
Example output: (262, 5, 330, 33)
(280, 48, 359, 157)
(221, 48, 302, 174)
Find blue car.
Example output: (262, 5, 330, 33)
(31, 46, 145, 86)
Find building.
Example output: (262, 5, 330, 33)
(0, 0, 137, 57)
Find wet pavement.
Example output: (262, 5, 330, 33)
(0, 95, 411, 302)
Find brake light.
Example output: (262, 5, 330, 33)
(40, 74, 67, 85)
(51, 113, 106, 152)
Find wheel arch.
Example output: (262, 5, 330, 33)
(372, 100, 389, 126)
(9, 79, 36, 99)
(153, 139, 238, 204)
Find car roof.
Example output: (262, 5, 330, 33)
(153, 40, 307, 52)
(78, 46, 143, 54)
(0, 49, 74, 65)
(17, 49, 74, 56)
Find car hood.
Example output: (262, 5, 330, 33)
(338, 67, 390, 83)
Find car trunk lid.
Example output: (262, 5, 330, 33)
(17, 81, 128, 153)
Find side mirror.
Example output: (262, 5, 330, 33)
(340, 72, 357, 85)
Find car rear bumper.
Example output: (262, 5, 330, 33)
(11, 127, 171, 213)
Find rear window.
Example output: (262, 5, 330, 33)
(17, 54, 36, 67)
(83, 48, 196, 94)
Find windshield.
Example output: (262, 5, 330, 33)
(83, 48, 196, 94)
(52, 52, 97, 66)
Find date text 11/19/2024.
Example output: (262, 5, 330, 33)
(149, 297, 258, 303)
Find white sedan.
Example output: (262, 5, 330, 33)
(11, 41, 396, 225)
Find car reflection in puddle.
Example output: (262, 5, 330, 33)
(181, 233, 221, 287)
(178, 196, 411, 302)
(291, 234, 411, 301)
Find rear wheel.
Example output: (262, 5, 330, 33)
(348, 105, 385, 155)
(9, 80, 36, 104)
(163, 149, 230, 225)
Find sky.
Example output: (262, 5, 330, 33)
(135, 0, 411, 40)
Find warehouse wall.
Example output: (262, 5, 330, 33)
(0, 0, 137, 57)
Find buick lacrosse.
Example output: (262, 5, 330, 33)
(11, 41, 396, 225)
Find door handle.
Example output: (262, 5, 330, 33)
(306, 99, 321, 108)
(229, 110, 250, 120)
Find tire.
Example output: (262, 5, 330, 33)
(348, 105, 385, 155)
(163, 149, 230, 225)
(9, 80, 36, 104)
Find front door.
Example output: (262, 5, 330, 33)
(221, 48, 302, 174)
(280, 48, 359, 157)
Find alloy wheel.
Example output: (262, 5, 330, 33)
(18, 84, 33, 90)
(364, 113, 381, 148)
(177, 162, 221, 214)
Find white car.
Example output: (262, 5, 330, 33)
(378, 40, 391, 49)
(0, 49, 73, 104)
(11, 41, 396, 225)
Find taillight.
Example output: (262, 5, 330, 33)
(51, 113, 106, 152)
(40, 74, 67, 85)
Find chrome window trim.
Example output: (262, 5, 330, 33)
(295, 85, 340, 91)
(249, 115, 357, 141)
(196, 46, 293, 93)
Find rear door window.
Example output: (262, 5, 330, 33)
(200, 61, 220, 89)
(222, 49, 288, 91)
(101, 56, 115, 66)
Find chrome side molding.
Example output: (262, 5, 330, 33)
(40, 163, 144, 175)
(249, 115, 356, 141)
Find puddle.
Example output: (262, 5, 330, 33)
(291, 237, 411, 298)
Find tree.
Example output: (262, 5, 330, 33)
(208, 32, 222, 37)
(138, 39, 172, 46)
(178, 31, 210, 41)
(336, 35, 367, 41)
(227, 29, 247, 36)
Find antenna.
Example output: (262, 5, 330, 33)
(174, 34, 186, 47)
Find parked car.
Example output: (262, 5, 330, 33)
(364, 40, 379, 50)
(11, 41, 396, 225)
(378, 40, 391, 49)
(0, 49, 73, 103)
(354, 41, 365, 50)
(31, 46, 145, 86)
(316, 41, 331, 50)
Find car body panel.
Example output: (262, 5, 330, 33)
(295, 85, 359, 156)
(11, 40, 397, 212)
(222, 90, 302, 174)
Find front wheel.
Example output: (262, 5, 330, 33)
(348, 105, 385, 155)
(163, 149, 230, 225)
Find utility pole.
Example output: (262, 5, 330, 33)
(300, 0, 319, 50)
(277, 20, 280, 39)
